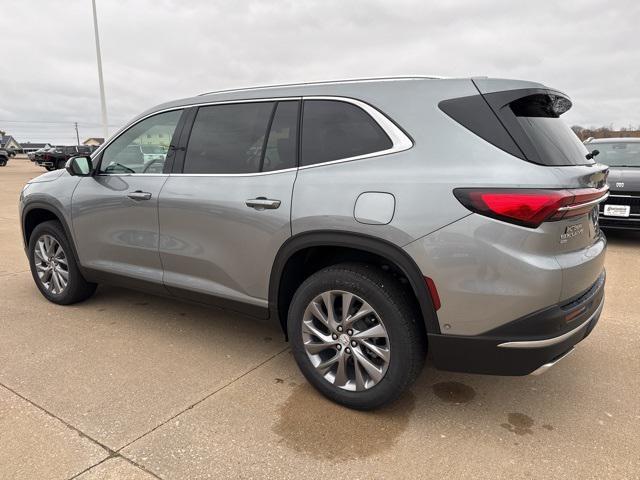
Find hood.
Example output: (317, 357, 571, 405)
(606, 167, 640, 193)
(27, 169, 66, 184)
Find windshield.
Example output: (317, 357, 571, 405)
(587, 142, 640, 168)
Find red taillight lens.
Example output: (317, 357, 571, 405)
(454, 187, 608, 228)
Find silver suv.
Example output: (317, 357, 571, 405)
(20, 77, 608, 409)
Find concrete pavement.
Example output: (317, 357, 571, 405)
(1, 157, 638, 479)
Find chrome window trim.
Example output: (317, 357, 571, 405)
(93, 95, 412, 177)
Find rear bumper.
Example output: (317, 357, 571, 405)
(428, 271, 605, 376)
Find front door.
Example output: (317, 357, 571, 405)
(72, 109, 184, 292)
(158, 100, 300, 316)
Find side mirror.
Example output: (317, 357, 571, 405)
(65, 155, 93, 176)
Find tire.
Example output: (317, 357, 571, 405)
(28, 220, 97, 305)
(45, 166, 55, 171)
(0, 160, 6, 166)
(288, 262, 426, 410)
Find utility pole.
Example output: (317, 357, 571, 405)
(91, 0, 109, 140)
(74, 122, 80, 146)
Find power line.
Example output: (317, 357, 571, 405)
(0, 119, 121, 127)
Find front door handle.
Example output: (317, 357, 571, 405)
(127, 191, 152, 201)
(246, 197, 281, 210)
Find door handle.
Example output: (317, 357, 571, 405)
(127, 191, 152, 201)
(245, 197, 281, 210)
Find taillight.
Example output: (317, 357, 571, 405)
(454, 187, 609, 228)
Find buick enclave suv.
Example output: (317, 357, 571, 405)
(20, 77, 608, 409)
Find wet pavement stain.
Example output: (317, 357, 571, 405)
(501, 413, 534, 435)
(273, 384, 415, 461)
(432, 382, 476, 404)
(542, 424, 554, 431)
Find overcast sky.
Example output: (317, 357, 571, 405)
(2, 0, 639, 145)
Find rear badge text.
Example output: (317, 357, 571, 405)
(560, 223, 584, 243)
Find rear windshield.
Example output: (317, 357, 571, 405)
(587, 142, 640, 167)
(510, 94, 589, 166)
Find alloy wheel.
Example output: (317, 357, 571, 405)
(34, 234, 69, 295)
(301, 290, 390, 391)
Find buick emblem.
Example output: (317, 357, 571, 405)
(560, 223, 584, 243)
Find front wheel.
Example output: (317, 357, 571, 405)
(28, 220, 97, 305)
(288, 263, 426, 410)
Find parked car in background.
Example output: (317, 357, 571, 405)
(34, 147, 57, 165)
(38, 145, 93, 171)
(20, 77, 608, 409)
(0, 149, 9, 166)
(584, 137, 640, 230)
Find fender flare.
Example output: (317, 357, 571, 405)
(21, 202, 82, 267)
(268, 230, 441, 335)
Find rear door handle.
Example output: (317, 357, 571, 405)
(245, 197, 281, 210)
(127, 191, 152, 201)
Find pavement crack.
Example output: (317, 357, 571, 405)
(67, 454, 164, 480)
(0, 381, 113, 454)
(116, 346, 290, 453)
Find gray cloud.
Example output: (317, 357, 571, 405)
(3, 0, 639, 144)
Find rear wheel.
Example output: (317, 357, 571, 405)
(0, 159, 6, 166)
(28, 220, 97, 305)
(288, 263, 425, 410)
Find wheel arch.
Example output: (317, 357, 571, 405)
(269, 230, 441, 338)
(22, 203, 81, 265)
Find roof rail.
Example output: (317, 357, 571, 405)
(197, 75, 445, 97)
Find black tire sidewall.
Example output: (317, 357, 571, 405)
(288, 266, 420, 410)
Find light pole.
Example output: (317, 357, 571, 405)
(91, 0, 108, 140)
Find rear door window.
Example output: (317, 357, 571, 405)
(262, 101, 299, 172)
(301, 100, 392, 166)
(184, 102, 275, 174)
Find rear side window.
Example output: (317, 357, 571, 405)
(184, 102, 274, 174)
(301, 100, 392, 166)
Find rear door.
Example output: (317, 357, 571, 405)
(71, 109, 184, 292)
(158, 100, 300, 316)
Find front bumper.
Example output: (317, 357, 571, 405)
(599, 193, 640, 230)
(428, 271, 605, 376)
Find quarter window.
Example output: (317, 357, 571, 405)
(99, 110, 181, 174)
(183, 102, 275, 174)
(301, 100, 392, 166)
